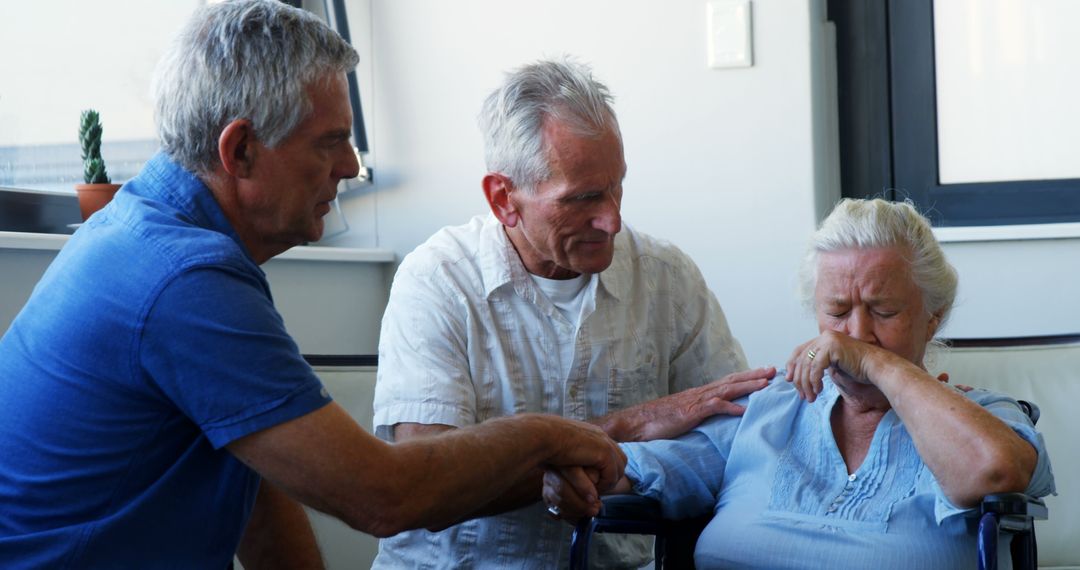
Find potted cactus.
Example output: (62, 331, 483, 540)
(74, 109, 122, 221)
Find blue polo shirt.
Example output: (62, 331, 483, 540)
(0, 153, 332, 568)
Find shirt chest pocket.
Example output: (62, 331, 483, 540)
(606, 351, 661, 412)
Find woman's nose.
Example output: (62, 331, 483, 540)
(847, 308, 878, 344)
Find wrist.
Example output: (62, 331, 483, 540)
(522, 413, 587, 466)
(487, 414, 557, 464)
(592, 409, 636, 442)
(867, 350, 923, 395)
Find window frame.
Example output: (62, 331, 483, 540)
(829, 0, 1080, 227)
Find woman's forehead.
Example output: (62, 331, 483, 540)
(816, 247, 918, 295)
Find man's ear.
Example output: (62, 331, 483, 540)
(217, 119, 257, 179)
(482, 173, 519, 227)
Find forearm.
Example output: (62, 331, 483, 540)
(233, 404, 620, 539)
(378, 415, 563, 532)
(237, 480, 323, 570)
(231, 405, 559, 539)
(872, 355, 1037, 506)
(446, 469, 546, 524)
(393, 423, 547, 524)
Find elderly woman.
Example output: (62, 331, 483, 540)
(545, 198, 1055, 568)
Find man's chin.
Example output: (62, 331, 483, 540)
(304, 220, 325, 244)
(568, 247, 615, 274)
(569, 261, 613, 275)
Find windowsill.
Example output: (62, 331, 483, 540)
(0, 231, 395, 263)
(933, 222, 1080, 243)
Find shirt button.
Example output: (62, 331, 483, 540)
(848, 474, 857, 482)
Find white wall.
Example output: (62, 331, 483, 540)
(330, 0, 833, 365)
(328, 0, 1080, 354)
(0, 245, 386, 355)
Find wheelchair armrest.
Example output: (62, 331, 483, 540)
(570, 495, 663, 570)
(978, 493, 1047, 570)
(981, 493, 1047, 532)
(571, 495, 710, 570)
(580, 494, 664, 536)
(597, 495, 662, 522)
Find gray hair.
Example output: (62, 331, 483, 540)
(478, 58, 618, 191)
(798, 198, 959, 328)
(152, 0, 359, 176)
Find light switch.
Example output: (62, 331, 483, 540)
(707, 0, 753, 69)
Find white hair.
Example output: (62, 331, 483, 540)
(478, 57, 618, 192)
(798, 198, 958, 328)
(152, 0, 359, 176)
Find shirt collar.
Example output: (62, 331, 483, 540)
(597, 229, 629, 302)
(133, 152, 249, 258)
(477, 213, 627, 303)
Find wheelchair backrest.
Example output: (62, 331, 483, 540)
(929, 335, 1079, 568)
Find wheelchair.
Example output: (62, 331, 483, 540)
(569, 400, 1048, 570)
(569, 492, 1046, 570)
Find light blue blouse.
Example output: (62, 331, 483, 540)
(622, 376, 1056, 569)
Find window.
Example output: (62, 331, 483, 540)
(0, 0, 369, 194)
(0, 1, 196, 192)
(829, 0, 1080, 226)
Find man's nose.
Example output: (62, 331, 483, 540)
(336, 145, 361, 180)
(592, 192, 622, 235)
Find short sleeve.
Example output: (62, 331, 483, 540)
(932, 388, 1056, 523)
(372, 261, 477, 440)
(140, 266, 330, 449)
(664, 246, 748, 393)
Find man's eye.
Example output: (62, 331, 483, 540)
(323, 136, 351, 147)
(874, 310, 898, 318)
(827, 311, 849, 318)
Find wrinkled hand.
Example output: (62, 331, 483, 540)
(785, 331, 894, 402)
(614, 367, 776, 442)
(541, 467, 602, 524)
(542, 417, 626, 503)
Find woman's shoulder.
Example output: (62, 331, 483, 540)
(754, 373, 802, 399)
(959, 385, 1038, 422)
(691, 374, 809, 439)
(742, 374, 808, 416)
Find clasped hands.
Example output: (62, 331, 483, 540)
(543, 367, 777, 522)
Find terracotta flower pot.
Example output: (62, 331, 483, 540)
(74, 183, 122, 221)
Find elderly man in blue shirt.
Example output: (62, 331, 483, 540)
(0, 2, 626, 567)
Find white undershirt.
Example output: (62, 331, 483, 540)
(530, 273, 594, 380)
(530, 273, 591, 326)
